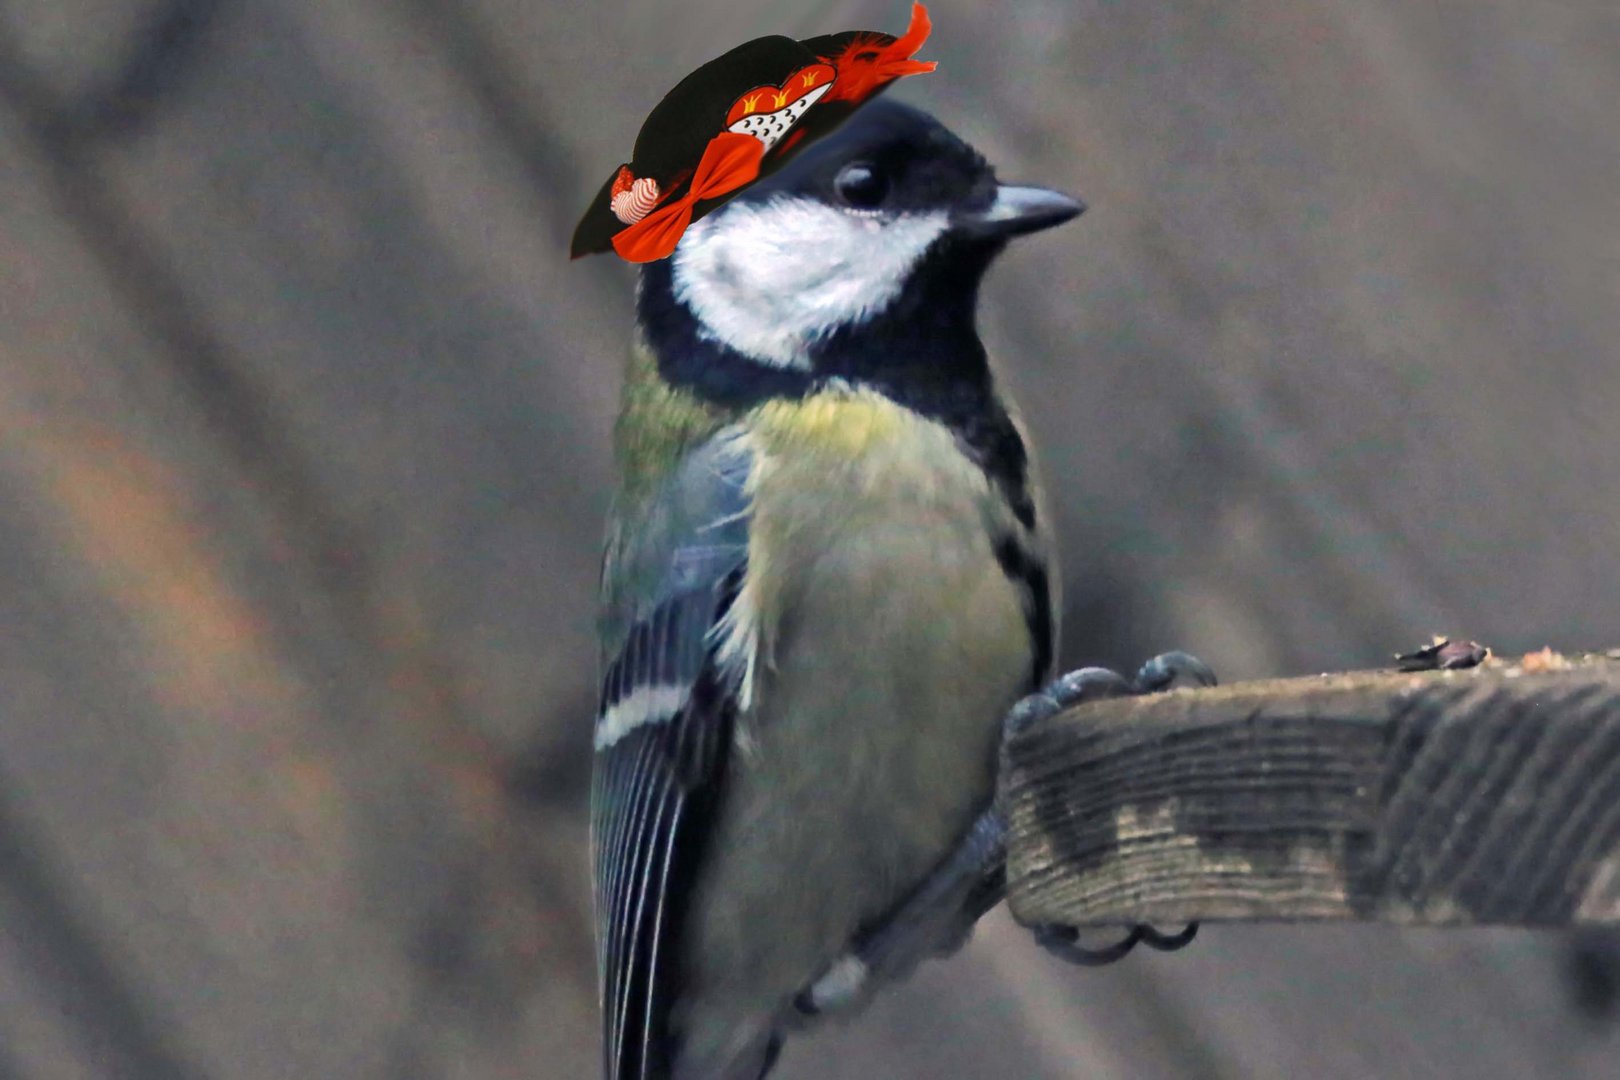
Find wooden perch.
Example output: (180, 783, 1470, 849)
(1000, 650, 1620, 930)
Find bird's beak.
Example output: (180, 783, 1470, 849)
(953, 184, 1085, 239)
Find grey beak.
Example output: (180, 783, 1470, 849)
(954, 184, 1085, 239)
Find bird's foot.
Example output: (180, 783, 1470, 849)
(1003, 650, 1217, 740)
(1034, 921, 1201, 966)
(1007, 651, 1216, 965)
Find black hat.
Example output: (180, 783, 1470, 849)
(570, 4, 937, 263)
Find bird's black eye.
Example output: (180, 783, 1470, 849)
(834, 162, 889, 209)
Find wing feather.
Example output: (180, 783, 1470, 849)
(593, 434, 751, 1080)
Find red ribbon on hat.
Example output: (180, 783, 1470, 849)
(612, 132, 766, 263)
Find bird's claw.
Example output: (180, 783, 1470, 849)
(1138, 922, 1200, 951)
(1009, 650, 1215, 965)
(1002, 666, 1132, 740)
(1033, 921, 1200, 966)
(1004, 651, 1216, 740)
(1132, 649, 1218, 694)
(1035, 923, 1147, 967)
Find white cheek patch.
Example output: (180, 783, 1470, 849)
(671, 199, 949, 368)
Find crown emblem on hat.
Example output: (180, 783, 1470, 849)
(571, 5, 938, 264)
(726, 64, 836, 152)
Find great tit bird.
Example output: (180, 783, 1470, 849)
(592, 98, 1205, 1080)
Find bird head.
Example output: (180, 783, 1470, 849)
(639, 100, 1082, 391)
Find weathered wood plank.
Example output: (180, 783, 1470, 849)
(1004, 654, 1620, 929)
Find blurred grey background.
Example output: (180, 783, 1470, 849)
(1, 0, 1618, 1076)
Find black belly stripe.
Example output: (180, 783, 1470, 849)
(955, 406, 1036, 531)
(992, 534, 1054, 691)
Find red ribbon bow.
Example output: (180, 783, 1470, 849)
(612, 132, 765, 263)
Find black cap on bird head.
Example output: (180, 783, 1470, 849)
(569, 4, 938, 263)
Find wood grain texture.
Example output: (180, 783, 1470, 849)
(1004, 654, 1620, 929)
